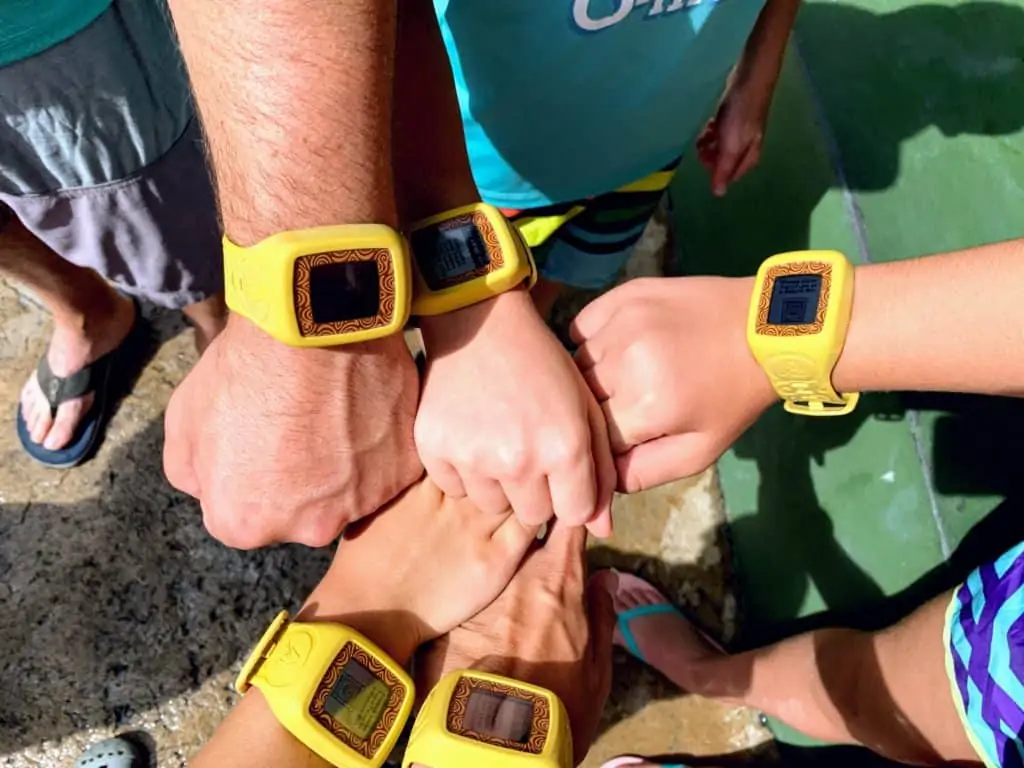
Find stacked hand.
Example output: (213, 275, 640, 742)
(418, 522, 615, 764)
(571, 277, 776, 492)
(164, 315, 423, 549)
(416, 289, 616, 537)
(299, 477, 540, 662)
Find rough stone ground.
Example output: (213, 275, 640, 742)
(0, 211, 771, 767)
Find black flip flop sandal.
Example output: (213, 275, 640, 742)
(15, 299, 144, 468)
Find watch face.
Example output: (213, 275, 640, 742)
(324, 658, 392, 740)
(463, 689, 535, 745)
(754, 262, 833, 337)
(309, 642, 407, 759)
(293, 250, 397, 338)
(412, 213, 502, 291)
(767, 274, 822, 326)
(446, 676, 549, 755)
(309, 260, 381, 325)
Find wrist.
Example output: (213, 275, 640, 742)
(729, 276, 780, 410)
(831, 263, 888, 394)
(226, 312, 411, 378)
(419, 287, 534, 351)
(297, 590, 424, 667)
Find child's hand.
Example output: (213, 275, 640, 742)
(300, 478, 539, 664)
(569, 277, 777, 492)
(415, 289, 616, 538)
(696, 68, 775, 197)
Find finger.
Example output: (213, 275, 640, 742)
(712, 143, 745, 197)
(464, 474, 513, 516)
(600, 400, 629, 455)
(585, 392, 616, 539)
(491, 511, 543, 568)
(729, 142, 762, 186)
(572, 340, 603, 373)
(503, 475, 555, 528)
(581, 364, 613, 402)
(615, 433, 713, 493)
(695, 119, 718, 170)
(569, 293, 623, 346)
(548, 458, 598, 529)
(162, 401, 200, 497)
(421, 455, 467, 499)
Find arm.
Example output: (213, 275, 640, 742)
(571, 241, 1024, 492)
(697, 0, 800, 195)
(393, 0, 616, 537)
(162, 0, 423, 548)
(193, 476, 538, 766)
(168, 0, 399, 241)
(835, 240, 1024, 396)
(736, 0, 802, 97)
(192, 607, 414, 768)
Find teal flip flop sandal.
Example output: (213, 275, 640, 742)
(606, 569, 726, 664)
(616, 602, 686, 664)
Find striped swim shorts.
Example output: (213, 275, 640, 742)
(501, 163, 677, 290)
(946, 540, 1024, 767)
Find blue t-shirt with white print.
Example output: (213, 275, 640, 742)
(436, 0, 767, 207)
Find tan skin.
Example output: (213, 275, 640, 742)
(192, 476, 539, 768)
(418, 523, 616, 765)
(4, 218, 226, 453)
(598, 571, 978, 766)
(194, 495, 613, 768)
(166, 0, 615, 550)
(572, 239, 1024, 492)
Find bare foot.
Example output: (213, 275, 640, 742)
(592, 570, 719, 691)
(19, 292, 136, 451)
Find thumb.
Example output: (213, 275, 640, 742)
(615, 433, 715, 493)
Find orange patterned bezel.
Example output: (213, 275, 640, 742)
(754, 261, 832, 337)
(445, 675, 550, 755)
(293, 249, 396, 338)
(308, 642, 407, 760)
(411, 212, 504, 290)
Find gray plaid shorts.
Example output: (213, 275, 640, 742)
(0, 0, 222, 308)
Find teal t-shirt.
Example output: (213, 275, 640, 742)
(0, 0, 112, 67)
(436, 0, 767, 207)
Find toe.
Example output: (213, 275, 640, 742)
(30, 402, 54, 445)
(613, 572, 673, 612)
(43, 394, 93, 451)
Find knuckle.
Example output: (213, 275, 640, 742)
(295, 514, 345, 548)
(545, 430, 588, 470)
(203, 507, 265, 550)
(495, 440, 531, 479)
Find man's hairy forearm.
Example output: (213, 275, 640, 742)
(168, 0, 399, 245)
